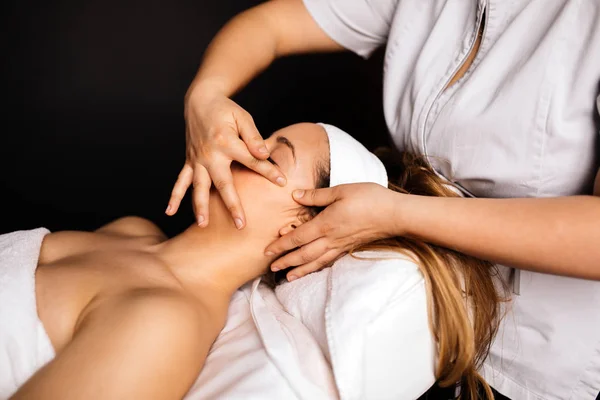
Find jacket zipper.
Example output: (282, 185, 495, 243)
(421, 3, 488, 160)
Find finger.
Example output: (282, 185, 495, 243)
(265, 216, 327, 256)
(207, 162, 246, 229)
(228, 140, 286, 187)
(236, 112, 269, 160)
(292, 187, 339, 207)
(192, 164, 212, 226)
(167, 164, 193, 215)
(270, 238, 329, 272)
(286, 249, 343, 281)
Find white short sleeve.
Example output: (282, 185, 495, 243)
(303, 0, 400, 58)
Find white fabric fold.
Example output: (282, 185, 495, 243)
(246, 279, 339, 400)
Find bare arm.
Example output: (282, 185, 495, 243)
(188, 0, 343, 97)
(398, 174, 600, 280)
(11, 292, 219, 400)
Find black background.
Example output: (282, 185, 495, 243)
(1, 0, 391, 237)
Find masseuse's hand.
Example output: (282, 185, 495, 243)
(265, 183, 401, 281)
(166, 85, 287, 228)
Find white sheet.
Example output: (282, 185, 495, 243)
(185, 283, 338, 400)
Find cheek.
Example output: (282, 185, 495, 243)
(232, 169, 291, 224)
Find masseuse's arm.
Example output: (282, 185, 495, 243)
(396, 174, 600, 281)
(11, 293, 218, 400)
(167, 0, 342, 227)
(266, 169, 600, 281)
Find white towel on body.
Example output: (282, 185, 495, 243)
(0, 228, 55, 400)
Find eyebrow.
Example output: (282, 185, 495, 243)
(277, 136, 296, 162)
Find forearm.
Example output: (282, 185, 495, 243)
(189, 0, 342, 98)
(397, 194, 600, 280)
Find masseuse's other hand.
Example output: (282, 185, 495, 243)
(166, 85, 286, 228)
(265, 183, 400, 281)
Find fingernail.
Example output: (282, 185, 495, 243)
(293, 190, 305, 199)
(288, 275, 298, 282)
(197, 215, 205, 225)
(165, 205, 171, 214)
(265, 251, 274, 257)
(235, 218, 244, 229)
(276, 177, 286, 186)
(259, 146, 269, 154)
(271, 266, 280, 272)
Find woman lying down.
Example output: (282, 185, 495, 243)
(0, 123, 505, 400)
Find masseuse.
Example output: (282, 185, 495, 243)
(166, 1, 600, 399)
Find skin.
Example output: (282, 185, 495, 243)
(11, 123, 328, 400)
(173, 0, 600, 282)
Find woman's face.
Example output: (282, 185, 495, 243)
(209, 123, 329, 236)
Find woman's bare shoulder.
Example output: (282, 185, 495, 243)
(76, 287, 226, 369)
(15, 288, 216, 399)
(81, 287, 227, 340)
(95, 216, 167, 240)
(81, 288, 207, 331)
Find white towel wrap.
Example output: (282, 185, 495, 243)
(0, 228, 55, 400)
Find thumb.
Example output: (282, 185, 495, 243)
(293, 187, 339, 207)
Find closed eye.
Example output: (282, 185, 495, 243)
(267, 157, 278, 166)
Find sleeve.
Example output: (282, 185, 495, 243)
(303, 0, 400, 58)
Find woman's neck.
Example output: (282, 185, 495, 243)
(154, 221, 274, 299)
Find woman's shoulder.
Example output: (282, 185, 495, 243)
(79, 287, 222, 347)
(102, 283, 226, 322)
(94, 288, 206, 324)
(53, 288, 213, 399)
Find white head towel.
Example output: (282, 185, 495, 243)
(318, 123, 388, 188)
